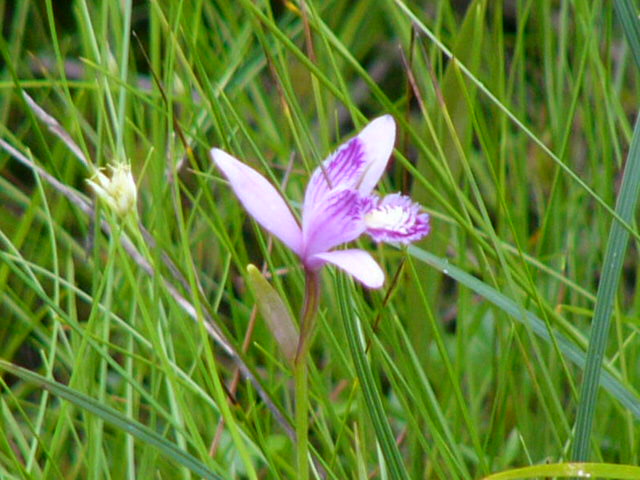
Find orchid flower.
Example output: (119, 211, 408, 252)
(210, 115, 430, 289)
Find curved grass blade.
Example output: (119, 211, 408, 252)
(481, 462, 640, 480)
(0, 360, 223, 480)
(407, 246, 640, 421)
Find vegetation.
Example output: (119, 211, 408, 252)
(1, 1, 640, 478)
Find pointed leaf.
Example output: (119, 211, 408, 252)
(246, 264, 299, 363)
(336, 276, 410, 479)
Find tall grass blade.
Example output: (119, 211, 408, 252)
(0, 360, 222, 480)
(571, 2, 640, 460)
(337, 276, 409, 480)
(615, 0, 640, 71)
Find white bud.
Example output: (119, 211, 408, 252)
(87, 162, 137, 217)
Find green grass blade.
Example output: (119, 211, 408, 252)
(0, 360, 223, 480)
(481, 462, 640, 480)
(570, 5, 640, 458)
(393, 0, 638, 240)
(407, 246, 640, 421)
(571, 116, 640, 459)
(337, 276, 409, 480)
(615, 0, 640, 71)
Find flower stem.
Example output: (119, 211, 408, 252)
(294, 357, 309, 480)
(294, 269, 320, 480)
(296, 269, 320, 362)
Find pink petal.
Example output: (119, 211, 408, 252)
(303, 136, 366, 216)
(302, 188, 368, 259)
(355, 115, 396, 195)
(210, 148, 303, 255)
(302, 115, 396, 220)
(311, 249, 384, 289)
(364, 193, 430, 244)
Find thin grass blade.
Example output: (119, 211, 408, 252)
(615, 0, 640, 71)
(336, 275, 409, 480)
(571, 4, 640, 452)
(407, 246, 640, 421)
(0, 360, 223, 480)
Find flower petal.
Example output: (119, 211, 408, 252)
(355, 114, 396, 195)
(303, 115, 396, 219)
(303, 188, 368, 259)
(303, 136, 366, 216)
(311, 249, 384, 289)
(364, 193, 430, 244)
(210, 148, 303, 255)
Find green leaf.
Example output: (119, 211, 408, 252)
(246, 264, 299, 364)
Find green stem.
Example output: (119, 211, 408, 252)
(294, 357, 309, 480)
(294, 269, 320, 480)
(296, 270, 321, 361)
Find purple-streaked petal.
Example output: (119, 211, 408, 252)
(355, 115, 396, 195)
(303, 188, 369, 259)
(303, 136, 366, 217)
(310, 249, 384, 289)
(303, 115, 396, 219)
(210, 148, 303, 255)
(364, 193, 430, 244)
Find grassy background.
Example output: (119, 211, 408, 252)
(1, 0, 640, 478)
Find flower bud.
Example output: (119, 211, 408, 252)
(87, 162, 137, 217)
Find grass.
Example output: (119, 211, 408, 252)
(1, 0, 640, 478)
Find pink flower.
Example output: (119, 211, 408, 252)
(210, 115, 430, 289)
